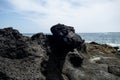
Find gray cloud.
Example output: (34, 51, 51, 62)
(6, 0, 120, 32)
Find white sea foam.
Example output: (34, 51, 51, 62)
(107, 43, 120, 47)
(106, 43, 120, 50)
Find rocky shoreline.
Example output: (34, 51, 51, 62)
(0, 24, 120, 80)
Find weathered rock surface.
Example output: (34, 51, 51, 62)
(50, 24, 84, 49)
(0, 24, 120, 80)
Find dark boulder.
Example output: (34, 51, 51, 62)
(0, 27, 30, 59)
(41, 24, 85, 80)
(51, 24, 75, 36)
(0, 27, 23, 40)
(50, 24, 84, 49)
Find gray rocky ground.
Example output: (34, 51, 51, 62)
(0, 24, 120, 80)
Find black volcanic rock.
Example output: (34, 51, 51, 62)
(0, 27, 22, 39)
(0, 27, 30, 59)
(68, 50, 84, 67)
(0, 28, 48, 80)
(51, 24, 84, 49)
(51, 24, 75, 36)
(0, 25, 120, 80)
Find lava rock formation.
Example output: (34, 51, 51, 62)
(0, 24, 120, 80)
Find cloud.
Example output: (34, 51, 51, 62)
(6, 0, 120, 32)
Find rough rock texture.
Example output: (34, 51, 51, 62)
(0, 24, 120, 80)
(50, 24, 84, 49)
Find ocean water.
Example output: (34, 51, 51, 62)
(79, 32, 120, 49)
(23, 32, 120, 48)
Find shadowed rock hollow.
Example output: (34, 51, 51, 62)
(0, 24, 120, 80)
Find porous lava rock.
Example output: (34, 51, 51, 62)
(0, 24, 120, 80)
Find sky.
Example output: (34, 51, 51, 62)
(0, 0, 120, 33)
